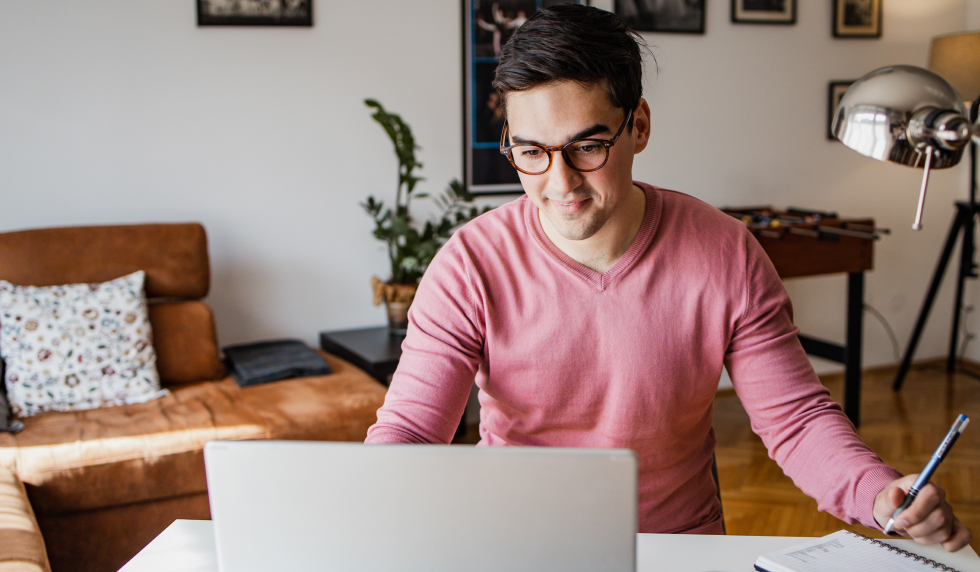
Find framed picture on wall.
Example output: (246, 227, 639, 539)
(731, 0, 796, 25)
(197, 0, 313, 27)
(827, 80, 855, 140)
(833, 0, 881, 38)
(463, 0, 584, 195)
(613, 0, 705, 34)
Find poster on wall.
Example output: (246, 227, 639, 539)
(463, 0, 584, 196)
(197, 0, 313, 27)
(731, 0, 795, 25)
(827, 80, 855, 140)
(614, 0, 705, 34)
(833, 0, 881, 38)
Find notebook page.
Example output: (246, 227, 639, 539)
(756, 531, 955, 572)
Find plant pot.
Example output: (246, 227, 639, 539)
(384, 299, 412, 334)
(372, 277, 418, 335)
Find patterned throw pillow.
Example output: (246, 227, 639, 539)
(0, 270, 168, 417)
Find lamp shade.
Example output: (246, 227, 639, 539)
(832, 65, 968, 169)
(929, 31, 980, 105)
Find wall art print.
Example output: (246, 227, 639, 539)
(615, 0, 705, 34)
(833, 0, 881, 38)
(197, 0, 313, 27)
(731, 0, 796, 25)
(828, 80, 855, 140)
(463, 0, 585, 195)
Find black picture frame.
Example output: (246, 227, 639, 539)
(197, 0, 313, 27)
(828, 80, 855, 140)
(833, 0, 881, 38)
(731, 0, 796, 25)
(463, 0, 584, 196)
(613, 0, 705, 34)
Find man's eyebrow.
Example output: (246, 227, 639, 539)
(510, 122, 611, 146)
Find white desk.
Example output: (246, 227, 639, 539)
(120, 520, 980, 572)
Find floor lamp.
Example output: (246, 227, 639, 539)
(892, 32, 980, 389)
(830, 41, 980, 390)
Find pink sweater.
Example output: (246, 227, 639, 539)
(366, 183, 901, 534)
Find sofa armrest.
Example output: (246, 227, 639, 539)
(0, 466, 51, 572)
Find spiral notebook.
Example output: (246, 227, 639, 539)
(755, 530, 967, 572)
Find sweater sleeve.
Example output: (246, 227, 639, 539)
(364, 236, 486, 445)
(724, 229, 901, 530)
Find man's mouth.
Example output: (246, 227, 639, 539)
(551, 197, 590, 214)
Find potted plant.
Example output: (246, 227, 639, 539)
(362, 99, 491, 334)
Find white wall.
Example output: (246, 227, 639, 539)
(0, 1, 975, 374)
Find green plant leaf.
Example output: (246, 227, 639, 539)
(363, 102, 494, 283)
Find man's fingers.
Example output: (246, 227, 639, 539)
(875, 476, 972, 552)
(887, 485, 907, 508)
(902, 507, 952, 544)
(940, 519, 973, 553)
(894, 484, 944, 530)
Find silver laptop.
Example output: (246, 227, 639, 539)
(203, 440, 637, 572)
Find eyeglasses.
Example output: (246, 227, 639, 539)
(499, 109, 633, 175)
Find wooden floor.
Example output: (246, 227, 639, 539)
(714, 360, 980, 552)
(456, 360, 980, 551)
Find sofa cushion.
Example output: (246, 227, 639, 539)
(148, 301, 226, 386)
(0, 271, 167, 418)
(0, 352, 386, 515)
(0, 224, 210, 300)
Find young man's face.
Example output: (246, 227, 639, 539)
(503, 81, 650, 243)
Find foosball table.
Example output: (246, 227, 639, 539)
(721, 206, 887, 427)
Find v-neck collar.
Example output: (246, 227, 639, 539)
(524, 183, 662, 292)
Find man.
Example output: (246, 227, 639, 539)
(365, 4, 972, 551)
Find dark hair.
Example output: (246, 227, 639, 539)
(492, 4, 649, 120)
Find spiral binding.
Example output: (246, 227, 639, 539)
(847, 531, 961, 572)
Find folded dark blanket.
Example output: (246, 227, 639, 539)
(223, 339, 332, 388)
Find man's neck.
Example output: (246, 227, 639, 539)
(539, 185, 647, 274)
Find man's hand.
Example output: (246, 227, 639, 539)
(874, 474, 972, 552)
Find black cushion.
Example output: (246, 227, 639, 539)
(223, 339, 332, 388)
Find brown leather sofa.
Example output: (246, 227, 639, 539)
(0, 223, 387, 572)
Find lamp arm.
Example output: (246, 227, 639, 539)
(913, 146, 934, 231)
(906, 109, 973, 231)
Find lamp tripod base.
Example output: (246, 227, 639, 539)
(894, 199, 980, 389)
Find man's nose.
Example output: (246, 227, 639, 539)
(546, 151, 582, 193)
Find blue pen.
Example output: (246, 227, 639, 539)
(884, 414, 970, 534)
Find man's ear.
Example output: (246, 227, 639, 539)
(632, 98, 652, 154)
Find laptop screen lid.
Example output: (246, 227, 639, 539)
(204, 440, 637, 572)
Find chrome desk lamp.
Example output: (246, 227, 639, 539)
(832, 64, 977, 230)
(831, 31, 980, 389)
